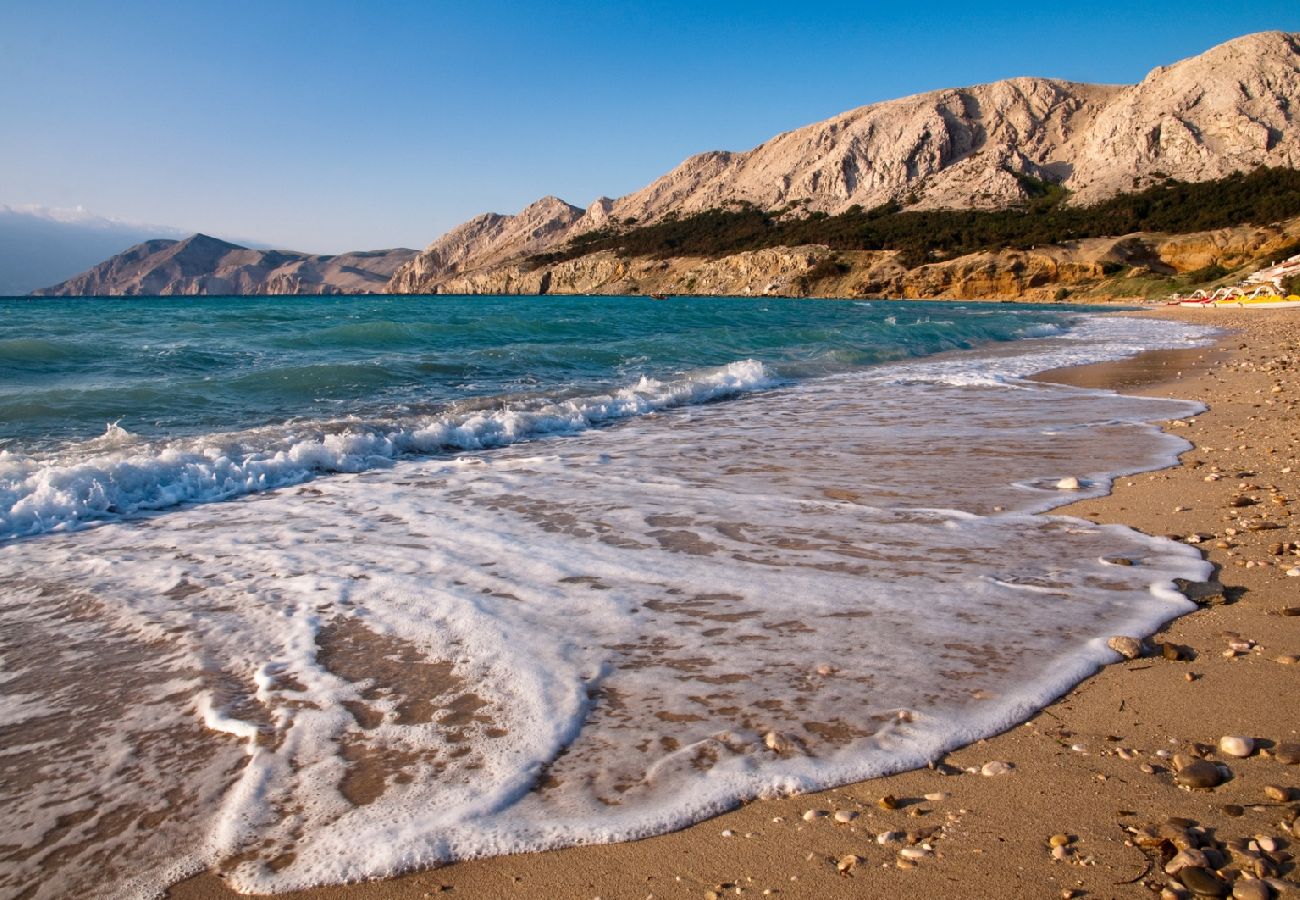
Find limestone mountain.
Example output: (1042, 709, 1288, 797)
(389, 30, 1300, 293)
(387, 196, 584, 293)
(34, 234, 416, 296)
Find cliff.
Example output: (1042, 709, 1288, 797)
(417, 215, 1300, 303)
(33, 235, 416, 296)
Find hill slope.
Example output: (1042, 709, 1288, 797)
(389, 30, 1300, 293)
(33, 234, 416, 296)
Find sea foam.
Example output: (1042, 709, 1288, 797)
(0, 313, 1219, 898)
(0, 359, 773, 539)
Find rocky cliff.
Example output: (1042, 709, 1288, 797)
(417, 215, 1300, 303)
(33, 235, 416, 296)
(389, 30, 1300, 295)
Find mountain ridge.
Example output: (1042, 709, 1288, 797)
(388, 29, 1300, 294)
(30, 30, 1300, 299)
(33, 234, 416, 296)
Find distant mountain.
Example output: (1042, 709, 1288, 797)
(388, 30, 1300, 293)
(34, 31, 1300, 299)
(33, 234, 416, 296)
(0, 206, 200, 296)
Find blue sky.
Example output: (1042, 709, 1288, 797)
(2, 1, 1297, 253)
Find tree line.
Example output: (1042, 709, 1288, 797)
(527, 168, 1300, 270)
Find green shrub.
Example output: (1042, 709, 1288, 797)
(1282, 273, 1300, 296)
(805, 256, 851, 281)
(525, 167, 1300, 272)
(1183, 263, 1229, 284)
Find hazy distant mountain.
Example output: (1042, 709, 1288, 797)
(388, 30, 1300, 293)
(0, 206, 201, 296)
(33, 233, 416, 296)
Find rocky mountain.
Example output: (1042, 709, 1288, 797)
(387, 196, 584, 293)
(389, 30, 1300, 294)
(34, 234, 416, 296)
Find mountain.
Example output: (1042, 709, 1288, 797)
(0, 206, 197, 296)
(32, 234, 416, 296)
(388, 30, 1300, 294)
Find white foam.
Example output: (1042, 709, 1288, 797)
(0, 359, 774, 540)
(0, 315, 1220, 898)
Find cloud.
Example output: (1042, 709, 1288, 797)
(0, 203, 191, 236)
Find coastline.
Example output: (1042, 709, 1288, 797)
(170, 309, 1300, 900)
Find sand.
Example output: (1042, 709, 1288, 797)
(170, 308, 1299, 900)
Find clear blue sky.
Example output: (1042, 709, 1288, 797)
(3, 1, 1297, 253)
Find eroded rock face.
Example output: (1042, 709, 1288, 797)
(414, 214, 1300, 302)
(386, 196, 585, 293)
(390, 31, 1300, 295)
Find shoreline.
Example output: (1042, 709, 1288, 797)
(170, 309, 1300, 900)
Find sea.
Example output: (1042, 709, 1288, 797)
(0, 294, 1217, 897)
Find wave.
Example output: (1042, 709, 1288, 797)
(0, 360, 775, 540)
(0, 337, 86, 364)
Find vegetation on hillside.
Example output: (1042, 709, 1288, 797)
(527, 167, 1300, 271)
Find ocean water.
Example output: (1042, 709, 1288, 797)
(0, 295, 1216, 897)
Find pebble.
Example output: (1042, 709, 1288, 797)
(1160, 642, 1187, 661)
(836, 854, 863, 874)
(897, 846, 930, 860)
(1108, 635, 1144, 659)
(1050, 845, 1070, 860)
(763, 731, 793, 753)
(1287, 567, 1300, 577)
(876, 830, 904, 844)
(1256, 835, 1280, 852)
(801, 809, 827, 822)
(833, 810, 858, 824)
(1178, 865, 1229, 896)
(1048, 833, 1072, 847)
(1056, 476, 1082, 490)
(980, 761, 1014, 777)
(1271, 742, 1300, 765)
(877, 795, 898, 810)
(923, 792, 947, 802)
(1175, 758, 1224, 790)
(1262, 785, 1289, 802)
(1165, 847, 1210, 874)
(1232, 881, 1272, 900)
(1219, 735, 1255, 758)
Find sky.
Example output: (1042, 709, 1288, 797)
(2, 1, 1298, 253)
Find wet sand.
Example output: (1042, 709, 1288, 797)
(172, 308, 1299, 900)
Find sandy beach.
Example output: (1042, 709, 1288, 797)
(161, 307, 1299, 900)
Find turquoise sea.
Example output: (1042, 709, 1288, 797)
(0, 294, 1217, 897)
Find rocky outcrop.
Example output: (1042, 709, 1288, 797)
(33, 235, 416, 296)
(387, 197, 584, 293)
(390, 30, 1300, 295)
(416, 216, 1300, 302)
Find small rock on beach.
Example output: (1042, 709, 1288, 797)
(1107, 635, 1144, 659)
